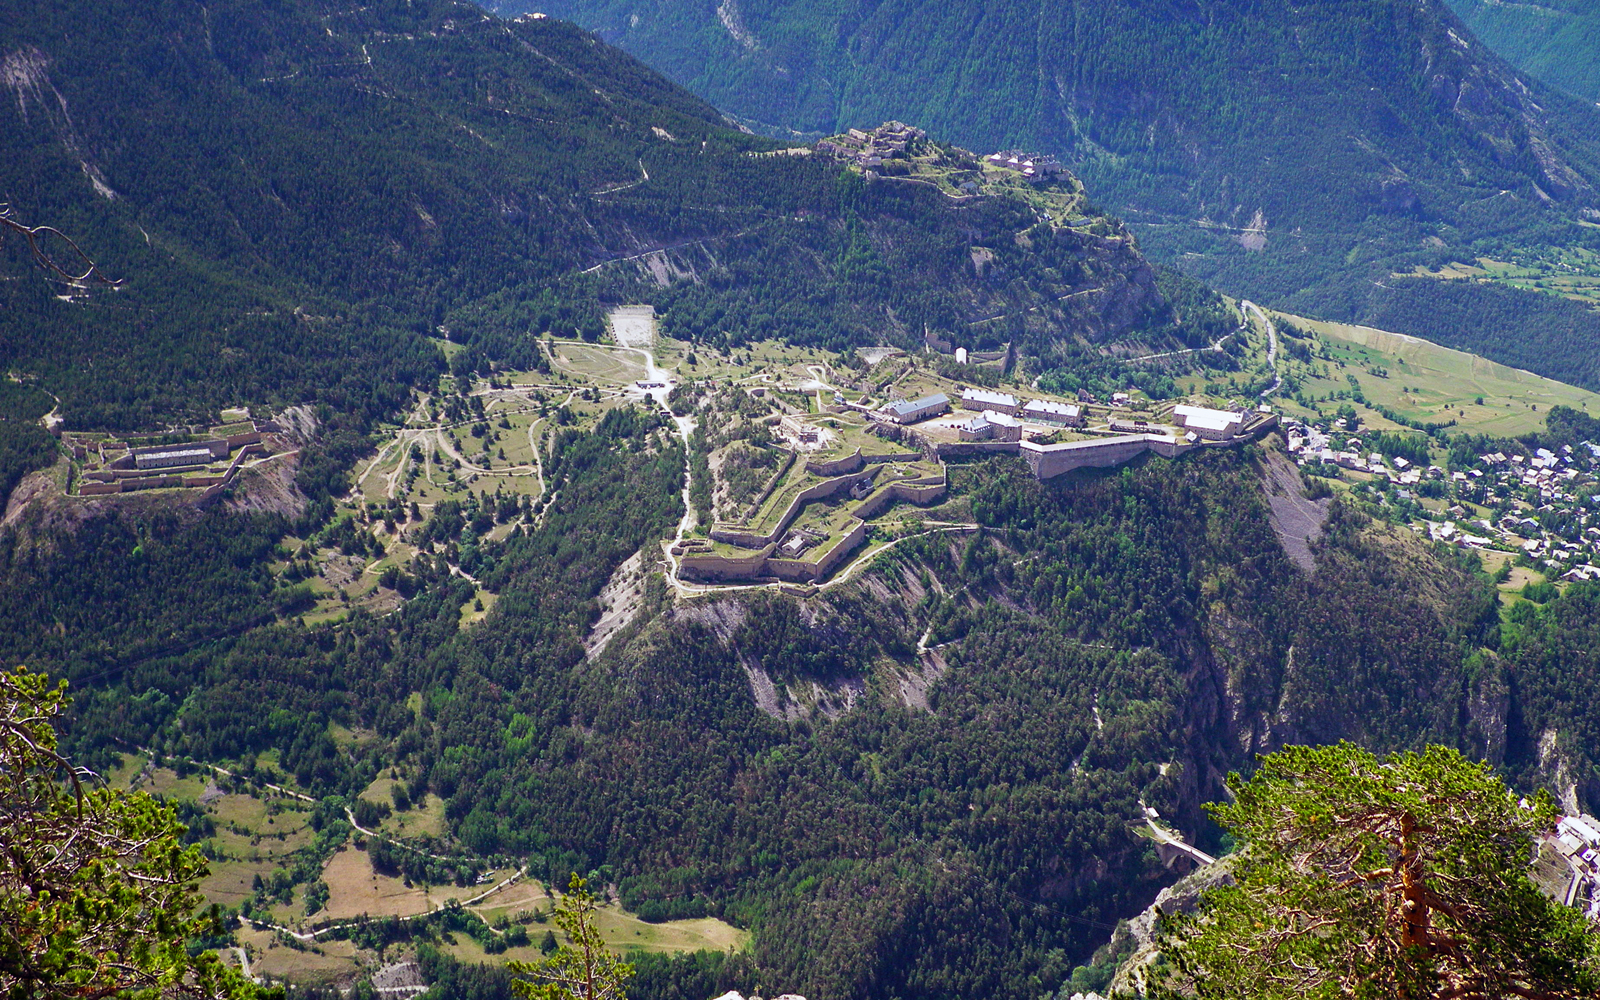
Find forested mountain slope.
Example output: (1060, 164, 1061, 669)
(1448, 0, 1600, 102)
(9, 3, 1600, 997)
(3, 436, 1529, 1000)
(0, 0, 1215, 509)
(509, 0, 1600, 387)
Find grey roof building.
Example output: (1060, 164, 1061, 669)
(881, 393, 950, 425)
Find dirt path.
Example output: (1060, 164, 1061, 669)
(1126, 307, 1248, 363)
(590, 157, 649, 196)
(578, 227, 761, 275)
(248, 865, 528, 943)
(227, 947, 256, 984)
(527, 389, 583, 528)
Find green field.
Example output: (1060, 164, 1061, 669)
(459, 880, 749, 961)
(104, 756, 320, 915)
(550, 343, 649, 383)
(1407, 252, 1600, 307)
(1271, 312, 1600, 437)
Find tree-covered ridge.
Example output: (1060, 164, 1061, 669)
(9, 417, 1558, 999)
(513, 0, 1600, 388)
(0, 0, 742, 433)
(0, 0, 1218, 516)
(8, 3, 1600, 995)
(1448, 0, 1600, 102)
(521, 0, 1600, 219)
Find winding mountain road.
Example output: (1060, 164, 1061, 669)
(1240, 299, 1282, 398)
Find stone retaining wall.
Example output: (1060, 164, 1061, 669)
(933, 440, 1022, 459)
(805, 446, 921, 476)
(739, 449, 797, 520)
(852, 477, 947, 521)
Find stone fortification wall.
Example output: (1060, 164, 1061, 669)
(803, 447, 917, 476)
(77, 471, 224, 496)
(678, 543, 776, 581)
(130, 439, 230, 461)
(711, 467, 879, 548)
(934, 441, 1017, 460)
(1244, 413, 1279, 436)
(806, 444, 921, 476)
(120, 474, 184, 492)
(805, 449, 867, 476)
(932, 440, 1022, 459)
(198, 444, 266, 502)
(852, 476, 947, 521)
(768, 520, 869, 582)
(739, 449, 797, 520)
(74, 441, 268, 500)
(863, 449, 920, 463)
(1021, 434, 1192, 480)
(682, 471, 945, 584)
(1018, 415, 1274, 480)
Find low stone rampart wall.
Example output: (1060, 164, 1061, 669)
(740, 449, 797, 520)
(852, 477, 947, 521)
(712, 467, 878, 548)
(679, 543, 776, 581)
(768, 520, 869, 582)
(932, 440, 1022, 459)
(805, 449, 866, 476)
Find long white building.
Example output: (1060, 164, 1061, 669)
(960, 388, 1018, 415)
(1172, 404, 1244, 441)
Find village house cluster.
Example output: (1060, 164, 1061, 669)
(1284, 417, 1600, 579)
(814, 121, 927, 169)
(1285, 420, 1433, 482)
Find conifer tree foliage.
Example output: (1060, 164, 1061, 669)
(509, 874, 634, 1000)
(1144, 743, 1600, 1000)
(0, 666, 270, 1000)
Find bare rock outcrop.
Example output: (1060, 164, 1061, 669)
(1107, 857, 1234, 995)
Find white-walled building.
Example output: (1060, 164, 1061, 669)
(1171, 405, 1244, 441)
(959, 388, 1019, 415)
(1021, 399, 1086, 427)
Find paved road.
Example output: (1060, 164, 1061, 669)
(1240, 300, 1283, 398)
(1126, 310, 1247, 363)
(1141, 802, 1217, 867)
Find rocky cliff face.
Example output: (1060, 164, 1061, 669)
(1107, 858, 1236, 995)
